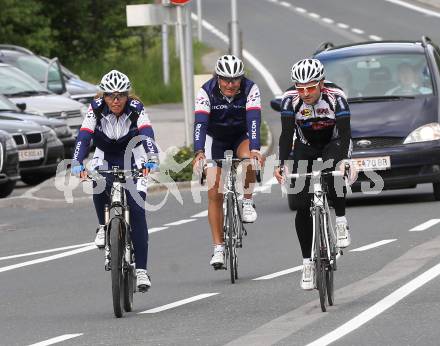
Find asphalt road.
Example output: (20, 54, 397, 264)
(2, 1, 440, 345)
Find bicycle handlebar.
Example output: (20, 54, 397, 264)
(199, 157, 261, 185)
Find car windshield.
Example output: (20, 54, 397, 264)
(13, 55, 62, 84)
(322, 53, 434, 98)
(0, 65, 48, 96)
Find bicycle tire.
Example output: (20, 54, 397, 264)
(327, 214, 336, 306)
(314, 210, 327, 312)
(226, 193, 236, 284)
(123, 228, 134, 312)
(110, 217, 124, 318)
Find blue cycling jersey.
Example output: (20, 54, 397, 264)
(193, 77, 262, 152)
(73, 97, 157, 168)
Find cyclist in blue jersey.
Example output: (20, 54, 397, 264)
(192, 55, 264, 269)
(274, 59, 354, 290)
(71, 70, 158, 291)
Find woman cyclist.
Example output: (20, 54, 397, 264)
(71, 70, 158, 291)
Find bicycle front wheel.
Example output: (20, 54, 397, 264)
(110, 217, 124, 318)
(314, 210, 327, 312)
(226, 193, 236, 284)
(123, 234, 134, 312)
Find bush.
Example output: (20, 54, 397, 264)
(161, 146, 194, 182)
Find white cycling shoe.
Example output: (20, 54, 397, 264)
(210, 247, 225, 269)
(301, 262, 315, 290)
(242, 198, 257, 223)
(136, 269, 151, 291)
(336, 221, 351, 248)
(94, 225, 106, 249)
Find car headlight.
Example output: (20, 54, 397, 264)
(5, 137, 17, 150)
(54, 125, 71, 137)
(403, 123, 440, 144)
(80, 105, 88, 117)
(44, 128, 58, 142)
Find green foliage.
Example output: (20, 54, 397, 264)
(260, 121, 269, 146)
(162, 146, 194, 182)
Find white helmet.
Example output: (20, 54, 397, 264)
(98, 70, 131, 92)
(291, 59, 325, 83)
(215, 55, 244, 78)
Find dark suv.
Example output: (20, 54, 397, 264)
(272, 36, 440, 209)
(0, 130, 19, 197)
(0, 119, 64, 185)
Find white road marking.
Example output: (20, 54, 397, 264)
(164, 219, 196, 226)
(192, 210, 208, 218)
(385, 0, 440, 18)
(191, 14, 283, 96)
(253, 265, 303, 280)
(351, 28, 365, 34)
(139, 293, 219, 314)
(28, 333, 83, 346)
(309, 12, 320, 19)
(0, 245, 96, 273)
(149, 226, 169, 233)
(254, 253, 341, 280)
(350, 239, 397, 252)
(409, 219, 440, 232)
(295, 7, 307, 13)
(337, 22, 350, 29)
(280, 1, 291, 7)
(369, 35, 383, 41)
(322, 17, 334, 24)
(306, 260, 440, 346)
(0, 242, 93, 261)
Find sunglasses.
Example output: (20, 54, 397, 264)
(104, 92, 128, 100)
(218, 76, 242, 84)
(295, 82, 320, 94)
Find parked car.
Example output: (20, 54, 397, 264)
(0, 129, 19, 197)
(0, 119, 64, 185)
(0, 63, 87, 136)
(0, 94, 75, 157)
(0, 44, 97, 104)
(271, 36, 440, 209)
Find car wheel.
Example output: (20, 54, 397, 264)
(21, 173, 54, 186)
(0, 181, 16, 198)
(433, 182, 440, 201)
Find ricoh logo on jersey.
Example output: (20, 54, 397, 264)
(212, 104, 228, 110)
(73, 141, 82, 160)
(194, 123, 202, 141)
(251, 120, 257, 140)
(146, 137, 155, 152)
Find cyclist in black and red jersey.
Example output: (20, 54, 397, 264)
(274, 59, 355, 290)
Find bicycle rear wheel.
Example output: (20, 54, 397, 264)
(226, 194, 236, 284)
(110, 217, 124, 318)
(314, 210, 327, 312)
(123, 233, 134, 312)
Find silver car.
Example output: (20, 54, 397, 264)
(0, 63, 88, 136)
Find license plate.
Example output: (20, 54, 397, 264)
(18, 149, 44, 162)
(351, 156, 391, 171)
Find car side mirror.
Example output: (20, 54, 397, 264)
(16, 103, 26, 112)
(270, 98, 282, 112)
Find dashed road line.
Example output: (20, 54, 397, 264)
(149, 226, 169, 233)
(28, 333, 83, 346)
(253, 265, 303, 280)
(264, 0, 383, 41)
(385, 0, 440, 18)
(0, 245, 96, 273)
(409, 219, 440, 232)
(191, 210, 208, 218)
(164, 219, 197, 226)
(139, 293, 219, 314)
(307, 260, 440, 346)
(350, 239, 397, 252)
(0, 242, 93, 261)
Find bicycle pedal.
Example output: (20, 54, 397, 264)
(212, 263, 225, 270)
(105, 263, 111, 271)
(339, 249, 344, 255)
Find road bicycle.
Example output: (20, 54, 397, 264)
(200, 151, 261, 283)
(89, 166, 146, 318)
(285, 159, 347, 311)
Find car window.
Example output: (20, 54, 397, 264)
(0, 95, 18, 110)
(322, 53, 433, 98)
(0, 66, 47, 95)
